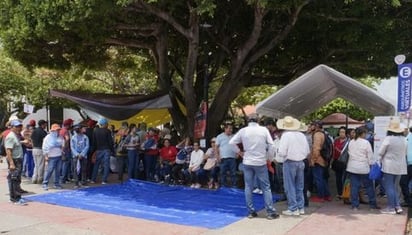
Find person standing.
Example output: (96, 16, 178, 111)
(91, 118, 115, 184)
(124, 126, 141, 179)
(346, 127, 379, 210)
(309, 121, 331, 202)
(379, 119, 407, 214)
(31, 120, 48, 184)
(142, 127, 160, 182)
(42, 124, 65, 190)
(70, 124, 90, 188)
(5, 120, 27, 205)
(21, 120, 35, 178)
(229, 113, 279, 220)
(60, 119, 73, 184)
(331, 126, 349, 199)
(216, 123, 239, 188)
(276, 116, 310, 216)
(401, 126, 412, 207)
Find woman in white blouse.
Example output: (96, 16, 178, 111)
(378, 119, 407, 214)
(346, 127, 379, 210)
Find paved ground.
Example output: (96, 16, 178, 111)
(0, 159, 408, 235)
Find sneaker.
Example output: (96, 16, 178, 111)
(247, 212, 258, 219)
(351, 206, 359, 211)
(298, 208, 305, 215)
(14, 199, 28, 206)
(101, 181, 107, 185)
(53, 185, 63, 189)
(90, 181, 96, 184)
(395, 207, 403, 214)
(208, 181, 214, 189)
(380, 208, 396, 215)
(42, 184, 48, 191)
(190, 184, 195, 188)
(214, 183, 220, 189)
(267, 213, 280, 220)
(253, 188, 263, 194)
(310, 196, 325, 203)
(282, 210, 300, 216)
(195, 183, 201, 189)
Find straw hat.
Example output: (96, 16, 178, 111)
(298, 122, 308, 132)
(387, 118, 403, 133)
(276, 116, 301, 131)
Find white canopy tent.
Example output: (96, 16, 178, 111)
(256, 64, 395, 119)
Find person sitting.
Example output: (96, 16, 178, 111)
(186, 141, 205, 188)
(203, 137, 220, 189)
(171, 137, 192, 184)
(158, 138, 177, 184)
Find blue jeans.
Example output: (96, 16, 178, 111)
(127, 149, 141, 179)
(205, 166, 219, 182)
(312, 165, 330, 198)
(42, 156, 62, 186)
(23, 150, 34, 177)
(243, 164, 276, 215)
(349, 173, 377, 208)
(283, 160, 305, 211)
(382, 173, 401, 209)
(92, 150, 111, 183)
(144, 154, 158, 181)
(61, 151, 72, 183)
(219, 158, 237, 187)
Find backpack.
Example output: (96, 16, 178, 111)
(320, 132, 333, 164)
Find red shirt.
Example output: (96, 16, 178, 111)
(159, 145, 178, 162)
(333, 137, 348, 160)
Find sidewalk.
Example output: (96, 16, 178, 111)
(0, 159, 408, 235)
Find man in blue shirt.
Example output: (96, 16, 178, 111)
(216, 123, 239, 188)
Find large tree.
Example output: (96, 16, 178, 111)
(1, 0, 411, 138)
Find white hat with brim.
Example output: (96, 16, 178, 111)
(387, 119, 404, 133)
(298, 122, 308, 132)
(276, 116, 301, 131)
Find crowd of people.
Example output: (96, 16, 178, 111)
(2, 113, 411, 220)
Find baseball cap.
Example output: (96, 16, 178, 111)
(98, 118, 108, 126)
(11, 120, 23, 127)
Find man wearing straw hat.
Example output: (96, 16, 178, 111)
(229, 113, 279, 220)
(276, 116, 310, 216)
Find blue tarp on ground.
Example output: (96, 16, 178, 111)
(27, 180, 282, 229)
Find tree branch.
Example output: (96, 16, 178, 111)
(105, 38, 153, 50)
(135, 0, 191, 39)
(246, 1, 311, 67)
(233, 4, 267, 75)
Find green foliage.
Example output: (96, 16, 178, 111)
(303, 98, 373, 123)
(233, 85, 277, 108)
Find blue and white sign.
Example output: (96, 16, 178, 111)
(397, 63, 412, 112)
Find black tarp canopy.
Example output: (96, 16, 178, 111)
(50, 89, 173, 121)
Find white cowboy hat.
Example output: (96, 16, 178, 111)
(298, 122, 308, 132)
(276, 116, 301, 131)
(387, 118, 404, 133)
